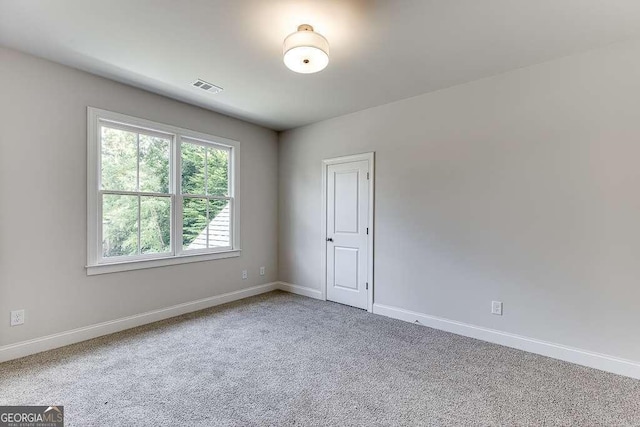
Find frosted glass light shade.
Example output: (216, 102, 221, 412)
(283, 25, 329, 74)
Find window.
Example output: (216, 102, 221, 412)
(87, 108, 240, 275)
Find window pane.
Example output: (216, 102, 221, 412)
(101, 126, 137, 191)
(183, 197, 208, 250)
(207, 147, 229, 196)
(181, 142, 205, 195)
(208, 199, 230, 248)
(139, 134, 170, 193)
(140, 196, 171, 254)
(102, 194, 138, 257)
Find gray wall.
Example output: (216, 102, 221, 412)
(279, 38, 640, 362)
(0, 47, 278, 346)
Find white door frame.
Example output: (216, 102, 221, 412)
(321, 152, 375, 312)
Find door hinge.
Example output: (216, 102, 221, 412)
(366, 282, 369, 290)
(366, 227, 369, 235)
(367, 172, 370, 180)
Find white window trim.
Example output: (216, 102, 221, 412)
(86, 107, 241, 275)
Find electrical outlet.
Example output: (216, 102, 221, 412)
(10, 310, 25, 326)
(491, 301, 503, 316)
(259, 266, 265, 276)
(242, 270, 248, 280)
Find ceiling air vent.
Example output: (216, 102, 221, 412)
(192, 79, 223, 94)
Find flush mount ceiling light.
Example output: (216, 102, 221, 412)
(283, 24, 329, 74)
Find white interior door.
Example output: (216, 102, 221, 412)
(325, 158, 370, 310)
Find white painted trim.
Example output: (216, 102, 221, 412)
(86, 249, 241, 275)
(277, 282, 323, 299)
(373, 303, 640, 380)
(0, 282, 279, 363)
(321, 152, 375, 312)
(4, 283, 638, 380)
(320, 165, 328, 303)
(86, 106, 241, 273)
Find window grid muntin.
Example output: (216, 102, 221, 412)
(89, 108, 239, 268)
(179, 137, 233, 253)
(180, 137, 231, 197)
(98, 122, 175, 261)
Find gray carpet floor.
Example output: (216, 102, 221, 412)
(1, 291, 639, 426)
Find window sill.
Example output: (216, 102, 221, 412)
(86, 249, 241, 276)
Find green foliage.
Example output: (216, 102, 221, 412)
(139, 134, 170, 193)
(182, 198, 207, 249)
(101, 127, 137, 191)
(103, 194, 138, 257)
(100, 127, 229, 257)
(181, 144, 229, 248)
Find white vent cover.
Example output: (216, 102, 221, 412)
(192, 79, 223, 94)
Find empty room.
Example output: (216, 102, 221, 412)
(1, 0, 640, 425)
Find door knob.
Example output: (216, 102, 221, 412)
(326, 237, 333, 242)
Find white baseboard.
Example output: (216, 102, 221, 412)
(373, 303, 640, 380)
(4, 281, 638, 381)
(0, 282, 280, 363)
(276, 282, 323, 300)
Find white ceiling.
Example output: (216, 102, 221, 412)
(2, 1, 640, 131)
